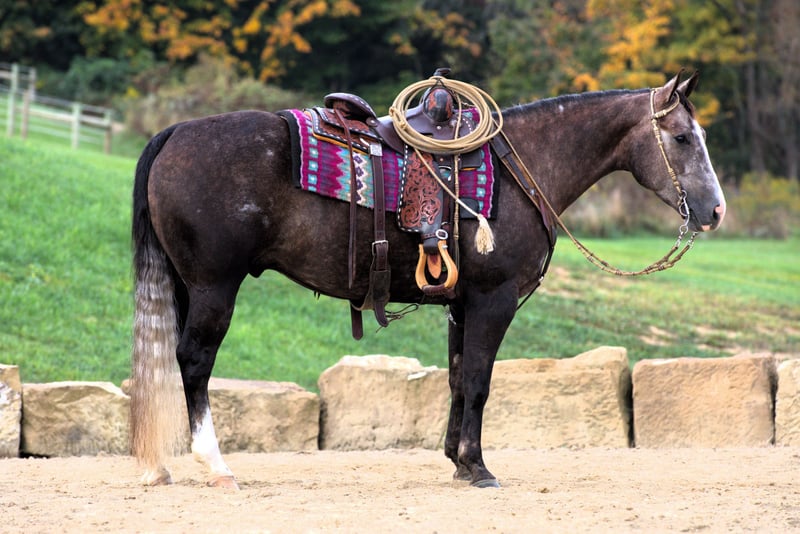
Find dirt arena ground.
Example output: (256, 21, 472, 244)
(3, 447, 800, 532)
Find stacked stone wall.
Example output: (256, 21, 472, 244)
(2, 349, 798, 458)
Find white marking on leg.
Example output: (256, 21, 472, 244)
(191, 408, 233, 478)
(140, 465, 173, 486)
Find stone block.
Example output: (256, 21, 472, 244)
(483, 346, 632, 449)
(318, 355, 449, 450)
(0, 364, 23, 457)
(632, 354, 776, 448)
(21, 381, 129, 456)
(208, 378, 319, 453)
(775, 358, 800, 445)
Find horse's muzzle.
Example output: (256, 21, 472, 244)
(699, 202, 726, 232)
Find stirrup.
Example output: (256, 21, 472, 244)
(415, 240, 458, 296)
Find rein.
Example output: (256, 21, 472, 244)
(498, 88, 698, 277)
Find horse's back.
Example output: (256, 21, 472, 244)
(151, 110, 291, 182)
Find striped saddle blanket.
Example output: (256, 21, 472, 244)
(279, 108, 497, 219)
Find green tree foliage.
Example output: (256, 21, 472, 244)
(0, 1, 86, 70)
(54, 56, 131, 105)
(272, 0, 486, 109)
(485, 0, 605, 103)
(0, 0, 796, 182)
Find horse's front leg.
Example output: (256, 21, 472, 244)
(454, 281, 518, 488)
(444, 302, 468, 480)
(177, 285, 240, 489)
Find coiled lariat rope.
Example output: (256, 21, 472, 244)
(389, 76, 504, 254)
(389, 76, 504, 154)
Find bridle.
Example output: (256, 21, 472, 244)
(498, 87, 699, 279)
(648, 88, 698, 258)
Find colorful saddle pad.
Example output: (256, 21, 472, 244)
(279, 108, 497, 218)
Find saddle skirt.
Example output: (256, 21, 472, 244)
(279, 107, 497, 221)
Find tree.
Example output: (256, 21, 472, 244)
(485, 0, 604, 104)
(0, 1, 87, 70)
(274, 0, 485, 109)
(667, 0, 798, 182)
(490, 0, 798, 182)
(76, 0, 359, 80)
(2, 0, 795, 181)
(771, 0, 799, 181)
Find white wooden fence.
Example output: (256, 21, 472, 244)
(1, 63, 114, 153)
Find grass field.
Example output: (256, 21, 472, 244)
(1, 136, 798, 391)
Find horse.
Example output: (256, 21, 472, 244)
(130, 72, 726, 489)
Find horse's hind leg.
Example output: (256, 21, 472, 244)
(177, 282, 241, 489)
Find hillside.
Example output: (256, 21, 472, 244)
(1, 138, 135, 383)
(0, 136, 451, 386)
(1, 137, 797, 389)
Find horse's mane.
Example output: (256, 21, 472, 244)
(501, 88, 694, 118)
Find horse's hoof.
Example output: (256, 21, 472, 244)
(141, 467, 173, 486)
(208, 475, 240, 490)
(453, 465, 471, 481)
(471, 478, 501, 489)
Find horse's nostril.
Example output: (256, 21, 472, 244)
(711, 203, 727, 228)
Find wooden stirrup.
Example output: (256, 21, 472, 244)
(415, 241, 458, 296)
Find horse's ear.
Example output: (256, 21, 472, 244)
(655, 70, 684, 108)
(677, 70, 700, 98)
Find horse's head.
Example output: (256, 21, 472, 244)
(631, 72, 726, 232)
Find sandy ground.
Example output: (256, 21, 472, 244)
(3, 447, 800, 533)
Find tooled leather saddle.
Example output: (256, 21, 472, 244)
(286, 71, 495, 339)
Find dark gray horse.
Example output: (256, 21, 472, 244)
(130, 72, 725, 489)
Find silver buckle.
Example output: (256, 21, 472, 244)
(372, 239, 388, 254)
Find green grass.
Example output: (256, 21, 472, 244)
(515, 237, 799, 363)
(0, 137, 134, 383)
(1, 136, 798, 391)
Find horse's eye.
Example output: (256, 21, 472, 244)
(674, 134, 689, 145)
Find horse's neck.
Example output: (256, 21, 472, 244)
(501, 91, 644, 214)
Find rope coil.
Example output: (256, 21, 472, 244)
(388, 76, 504, 155)
(389, 76, 503, 254)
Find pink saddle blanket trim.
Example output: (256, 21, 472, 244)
(283, 108, 495, 218)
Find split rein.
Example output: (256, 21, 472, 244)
(390, 76, 697, 281)
(499, 88, 698, 277)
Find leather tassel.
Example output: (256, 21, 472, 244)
(475, 214, 495, 254)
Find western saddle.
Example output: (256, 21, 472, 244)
(310, 70, 487, 338)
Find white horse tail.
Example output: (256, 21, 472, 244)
(130, 125, 187, 485)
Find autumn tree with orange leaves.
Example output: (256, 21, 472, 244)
(76, 0, 360, 81)
(0, 0, 796, 180)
